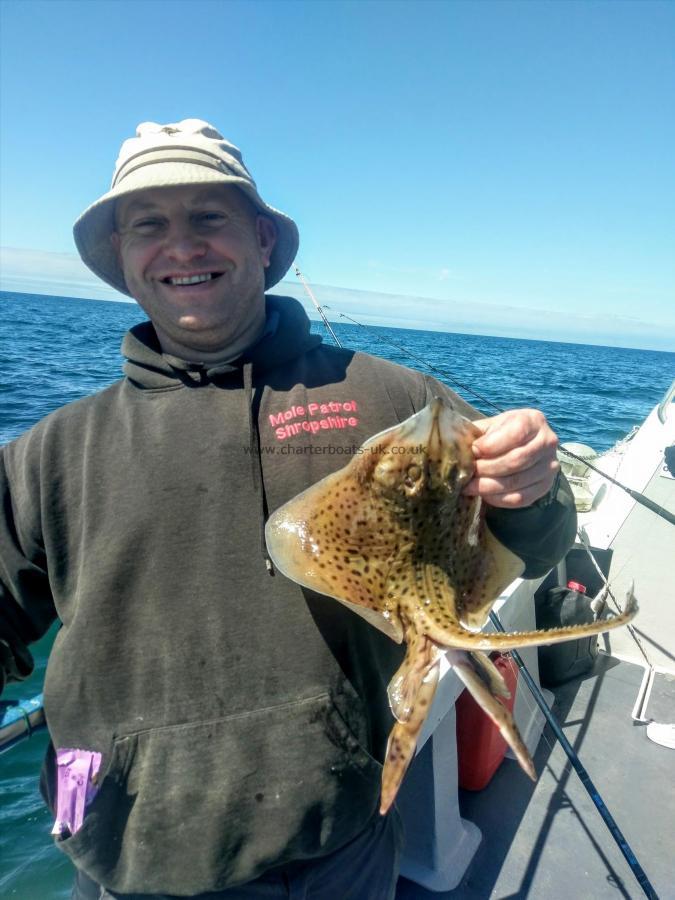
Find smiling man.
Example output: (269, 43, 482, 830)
(111, 185, 276, 360)
(0, 120, 576, 900)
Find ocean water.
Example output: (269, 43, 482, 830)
(1, 290, 673, 898)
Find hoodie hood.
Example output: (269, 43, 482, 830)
(120, 294, 324, 575)
(122, 295, 323, 390)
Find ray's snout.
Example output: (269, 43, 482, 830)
(412, 398, 478, 470)
(367, 398, 478, 495)
(390, 398, 477, 451)
(434, 397, 479, 443)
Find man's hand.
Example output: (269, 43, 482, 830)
(463, 409, 560, 509)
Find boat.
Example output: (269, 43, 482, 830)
(394, 378, 675, 899)
(1, 366, 673, 898)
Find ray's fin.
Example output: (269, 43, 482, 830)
(468, 650, 512, 699)
(448, 649, 536, 781)
(265, 469, 405, 642)
(459, 524, 526, 630)
(380, 635, 443, 815)
(387, 631, 440, 723)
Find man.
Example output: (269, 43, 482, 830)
(0, 120, 575, 899)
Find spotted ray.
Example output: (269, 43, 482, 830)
(265, 398, 638, 814)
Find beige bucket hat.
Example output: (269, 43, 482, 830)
(73, 119, 299, 293)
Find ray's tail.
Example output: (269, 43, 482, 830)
(427, 585, 637, 652)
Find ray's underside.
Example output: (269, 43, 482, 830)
(265, 399, 638, 814)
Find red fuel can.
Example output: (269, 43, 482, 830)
(456, 653, 519, 791)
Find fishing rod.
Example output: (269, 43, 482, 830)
(570, 455, 675, 527)
(489, 612, 659, 900)
(332, 309, 675, 529)
(294, 267, 343, 348)
(0, 694, 46, 754)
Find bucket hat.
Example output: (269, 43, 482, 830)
(73, 119, 299, 294)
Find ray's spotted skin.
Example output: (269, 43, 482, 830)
(265, 399, 638, 814)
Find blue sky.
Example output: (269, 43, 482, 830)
(1, 0, 673, 350)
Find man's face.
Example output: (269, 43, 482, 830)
(112, 184, 276, 359)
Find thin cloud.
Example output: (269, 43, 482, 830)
(278, 278, 675, 352)
(0, 247, 130, 302)
(1, 247, 673, 351)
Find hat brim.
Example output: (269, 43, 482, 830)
(73, 163, 299, 294)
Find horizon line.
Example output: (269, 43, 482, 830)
(2, 286, 674, 357)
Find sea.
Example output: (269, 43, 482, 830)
(1, 290, 674, 898)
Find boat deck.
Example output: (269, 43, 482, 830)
(396, 655, 675, 900)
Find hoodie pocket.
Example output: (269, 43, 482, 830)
(55, 692, 382, 895)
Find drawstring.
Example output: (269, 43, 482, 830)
(243, 362, 274, 575)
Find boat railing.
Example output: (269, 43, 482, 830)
(657, 379, 675, 425)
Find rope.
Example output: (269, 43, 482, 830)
(576, 529, 653, 668)
(17, 703, 33, 738)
